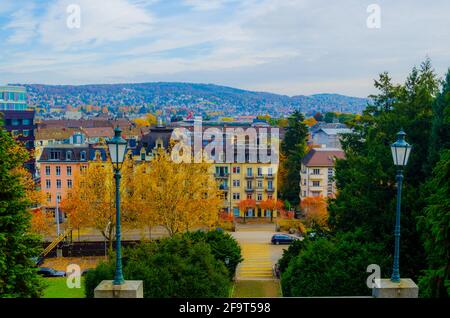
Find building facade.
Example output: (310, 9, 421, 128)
(300, 148, 345, 200)
(133, 120, 280, 219)
(0, 85, 36, 175)
(38, 144, 107, 209)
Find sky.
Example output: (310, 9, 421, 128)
(0, 0, 449, 97)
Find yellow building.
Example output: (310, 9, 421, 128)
(133, 121, 279, 219)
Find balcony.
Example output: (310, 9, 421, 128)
(266, 187, 275, 193)
(245, 188, 255, 193)
(219, 185, 229, 191)
(256, 174, 264, 179)
(266, 174, 274, 179)
(214, 173, 229, 179)
(245, 174, 254, 179)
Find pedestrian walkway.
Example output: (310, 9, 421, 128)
(237, 243, 274, 280)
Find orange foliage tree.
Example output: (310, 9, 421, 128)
(300, 196, 329, 229)
(259, 198, 283, 221)
(30, 208, 54, 236)
(238, 199, 256, 222)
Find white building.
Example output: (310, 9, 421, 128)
(300, 148, 345, 200)
(311, 128, 352, 149)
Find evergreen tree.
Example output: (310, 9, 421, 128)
(0, 119, 43, 297)
(279, 110, 308, 206)
(418, 150, 450, 298)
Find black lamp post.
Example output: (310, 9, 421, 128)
(390, 129, 412, 283)
(106, 126, 128, 285)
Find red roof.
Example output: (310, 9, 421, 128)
(302, 148, 345, 167)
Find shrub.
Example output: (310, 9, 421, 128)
(281, 229, 389, 297)
(183, 230, 243, 279)
(85, 233, 232, 298)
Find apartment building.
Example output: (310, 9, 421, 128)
(0, 85, 36, 175)
(133, 119, 279, 219)
(300, 148, 345, 200)
(38, 144, 107, 209)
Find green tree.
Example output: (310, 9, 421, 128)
(183, 230, 243, 279)
(0, 119, 44, 297)
(279, 110, 308, 205)
(85, 234, 231, 298)
(417, 150, 450, 298)
(281, 230, 389, 297)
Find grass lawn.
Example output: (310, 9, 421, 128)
(232, 280, 282, 298)
(42, 277, 85, 298)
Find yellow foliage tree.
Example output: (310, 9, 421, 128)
(303, 117, 318, 127)
(300, 196, 329, 229)
(140, 150, 222, 236)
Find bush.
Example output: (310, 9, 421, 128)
(183, 230, 243, 279)
(83, 261, 114, 298)
(85, 233, 233, 298)
(277, 239, 308, 273)
(281, 229, 390, 297)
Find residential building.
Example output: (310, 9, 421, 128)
(0, 85, 36, 175)
(133, 119, 280, 219)
(311, 127, 353, 149)
(300, 148, 345, 200)
(38, 144, 107, 209)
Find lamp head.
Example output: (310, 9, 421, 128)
(391, 129, 412, 167)
(106, 126, 128, 170)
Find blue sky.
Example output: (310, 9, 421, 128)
(0, 0, 449, 97)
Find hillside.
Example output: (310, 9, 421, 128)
(20, 82, 368, 116)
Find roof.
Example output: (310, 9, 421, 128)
(318, 128, 353, 136)
(35, 127, 82, 140)
(302, 148, 345, 167)
(38, 145, 107, 162)
(81, 127, 114, 138)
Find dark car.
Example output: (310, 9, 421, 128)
(271, 234, 300, 245)
(37, 267, 66, 277)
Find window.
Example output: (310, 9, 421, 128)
(80, 165, 87, 174)
(247, 167, 253, 176)
(66, 151, 72, 160)
(67, 179, 73, 188)
(257, 180, 263, 188)
(268, 180, 273, 189)
(268, 167, 273, 176)
(312, 181, 320, 187)
(303, 179, 306, 186)
(257, 193, 263, 201)
(56, 193, 62, 202)
(50, 151, 61, 160)
(56, 179, 62, 189)
(80, 151, 86, 161)
(267, 194, 273, 200)
(246, 180, 252, 189)
(232, 179, 240, 187)
(45, 166, 50, 176)
(67, 166, 72, 176)
(312, 191, 321, 197)
(22, 130, 30, 137)
(56, 166, 61, 176)
(22, 119, 31, 125)
(11, 119, 20, 126)
(45, 179, 51, 189)
(215, 166, 228, 176)
(313, 168, 320, 175)
(141, 152, 145, 161)
(247, 194, 252, 199)
(232, 193, 240, 200)
(232, 166, 240, 174)
(303, 191, 307, 197)
(46, 193, 51, 203)
(257, 167, 263, 176)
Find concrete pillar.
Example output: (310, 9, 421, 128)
(94, 280, 144, 298)
(372, 278, 419, 298)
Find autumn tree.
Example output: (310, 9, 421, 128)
(301, 197, 329, 230)
(30, 208, 54, 237)
(139, 150, 222, 236)
(259, 198, 283, 221)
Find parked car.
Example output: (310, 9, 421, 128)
(271, 234, 300, 245)
(37, 267, 66, 277)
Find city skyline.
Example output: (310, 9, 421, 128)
(1, 0, 449, 98)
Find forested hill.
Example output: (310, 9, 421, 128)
(20, 82, 368, 115)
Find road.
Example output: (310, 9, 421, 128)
(230, 223, 287, 280)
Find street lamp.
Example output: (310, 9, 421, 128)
(390, 129, 412, 283)
(106, 126, 128, 285)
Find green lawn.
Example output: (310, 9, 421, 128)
(232, 280, 282, 298)
(42, 277, 86, 298)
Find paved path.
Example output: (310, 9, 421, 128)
(231, 223, 286, 281)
